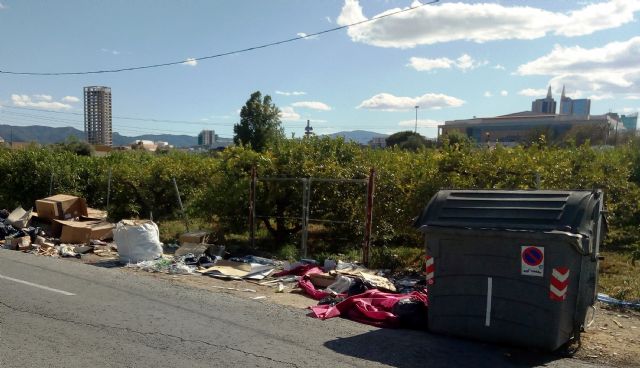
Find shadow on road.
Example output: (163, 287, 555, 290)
(324, 327, 568, 368)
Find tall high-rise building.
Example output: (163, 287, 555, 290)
(531, 86, 557, 114)
(84, 86, 112, 146)
(621, 113, 638, 132)
(559, 86, 591, 116)
(198, 129, 215, 146)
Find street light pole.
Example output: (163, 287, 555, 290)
(414, 105, 419, 134)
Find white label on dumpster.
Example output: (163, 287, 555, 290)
(521, 246, 544, 277)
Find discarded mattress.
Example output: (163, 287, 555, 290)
(310, 289, 428, 328)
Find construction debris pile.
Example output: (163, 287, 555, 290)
(1, 193, 428, 329)
(1, 194, 116, 258)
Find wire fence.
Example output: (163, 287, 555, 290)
(249, 168, 375, 264)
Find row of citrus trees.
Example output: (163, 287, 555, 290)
(0, 138, 638, 256)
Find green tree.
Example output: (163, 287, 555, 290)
(385, 131, 432, 151)
(440, 130, 473, 149)
(233, 91, 284, 152)
(54, 136, 94, 156)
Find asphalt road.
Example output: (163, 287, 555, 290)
(0, 249, 601, 368)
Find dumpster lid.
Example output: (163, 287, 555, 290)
(414, 190, 602, 235)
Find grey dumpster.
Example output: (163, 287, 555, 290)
(414, 190, 604, 351)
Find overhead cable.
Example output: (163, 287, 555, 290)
(0, 0, 439, 76)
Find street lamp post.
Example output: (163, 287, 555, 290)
(414, 105, 419, 134)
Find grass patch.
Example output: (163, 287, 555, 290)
(598, 251, 640, 301)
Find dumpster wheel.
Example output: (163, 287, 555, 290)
(559, 332, 582, 357)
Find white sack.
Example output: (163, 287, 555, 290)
(114, 220, 163, 264)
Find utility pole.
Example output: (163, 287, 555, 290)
(414, 106, 419, 134)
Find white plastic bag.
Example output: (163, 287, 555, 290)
(114, 220, 163, 264)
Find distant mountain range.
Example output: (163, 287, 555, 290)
(0, 125, 197, 147)
(326, 130, 388, 145)
(0, 124, 387, 148)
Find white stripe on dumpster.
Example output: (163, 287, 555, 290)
(0, 273, 75, 296)
(552, 268, 570, 282)
(485, 277, 492, 327)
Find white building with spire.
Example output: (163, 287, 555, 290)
(559, 85, 591, 116)
(531, 86, 557, 114)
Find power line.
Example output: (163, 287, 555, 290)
(0, 105, 308, 127)
(0, 0, 439, 76)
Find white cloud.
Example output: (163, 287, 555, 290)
(336, 0, 640, 48)
(357, 92, 465, 111)
(484, 91, 493, 98)
(0, 3, 5, 10)
(589, 93, 614, 100)
(291, 101, 332, 111)
(182, 58, 197, 66)
(407, 57, 453, 71)
(326, 16, 332, 23)
(408, 54, 486, 72)
(61, 96, 80, 103)
(494, 64, 506, 70)
(456, 54, 488, 71)
(518, 88, 549, 97)
(275, 90, 307, 96)
(11, 94, 72, 110)
(500, 90, 509, 96)
(398, 119, 442, 128)
(33, 94, 52, 101)
(279, 106, 302, 121)
(625, 95, 640, 100)
(100, 48, 120, 55)
(517, 36, 640, 95)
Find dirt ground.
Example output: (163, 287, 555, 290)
(56, 253, 640, 367)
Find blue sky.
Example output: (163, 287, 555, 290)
(0, 0, 639, 139)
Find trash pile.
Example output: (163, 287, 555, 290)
(262, 259, 428, 329)
(1, 194, 116, 258)
(1, 193, 428, 330)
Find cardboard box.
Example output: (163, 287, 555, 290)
(3, 236, 31, 250)
(35, 194, 88, 221)
(55, 220, 114, 244)
(179, 230, 211, 245)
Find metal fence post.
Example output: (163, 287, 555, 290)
(535, 171, 541, 189)
(106, 168, 112, 210)
(172, 177, 189, 231)
(363, 168, 376, 266)
(48, 172, 55, 196)
(301, 178, 310, 258)
(249, 167, 257, 248)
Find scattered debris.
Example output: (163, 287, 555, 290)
(59, 244, 80, 258)
(598, 293, 640, 310)
(7, 206, 33, 228)
(208, 285, 256, 293)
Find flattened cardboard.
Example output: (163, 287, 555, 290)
(174, 243, 209, 257)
